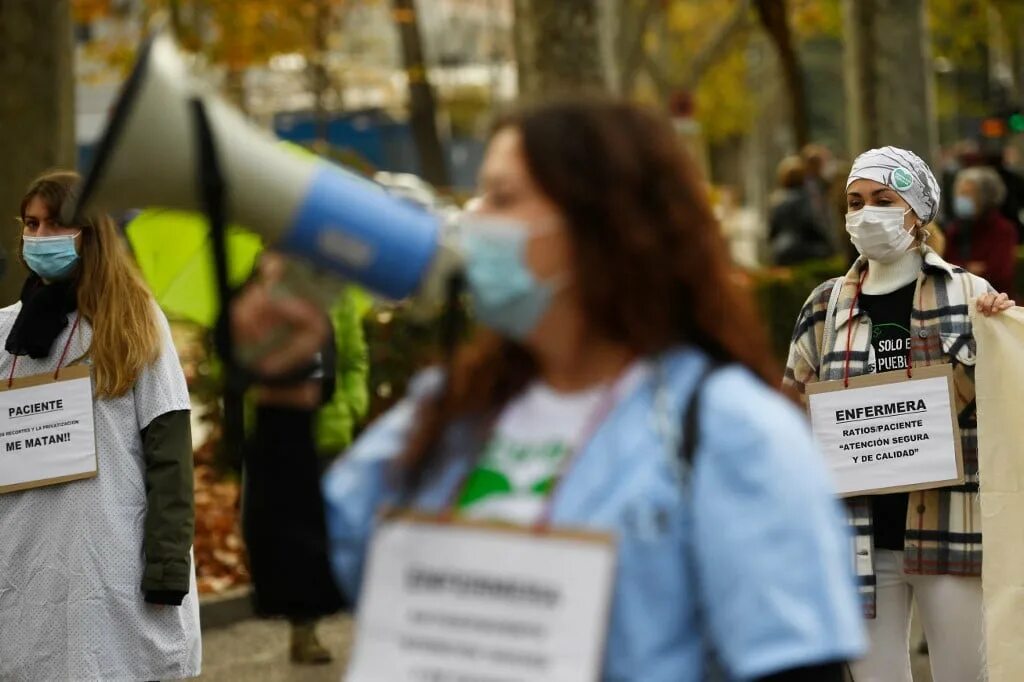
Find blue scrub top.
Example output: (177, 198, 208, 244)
(323, 347, 866, 681)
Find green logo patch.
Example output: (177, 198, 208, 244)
(891, 167, 914, 191)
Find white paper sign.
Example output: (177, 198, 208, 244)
(346, 514, 616, 682)
(0, 365, 96, 493)
(806, 365, 963, 497)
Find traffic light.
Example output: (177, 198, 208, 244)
(980, 109, 1024, 138)
(1010, 112, 1024, 134)
(982, 117, 1007, 138)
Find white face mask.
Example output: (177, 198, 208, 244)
(845, 206, 915, 263)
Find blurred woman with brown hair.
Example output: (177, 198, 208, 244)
(0, 171, 200, 680)
(236, 99, 865, 680)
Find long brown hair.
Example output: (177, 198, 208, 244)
(400, 98, 778, 492)
(19, 171, 161, 397)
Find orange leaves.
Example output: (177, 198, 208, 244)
(71, 0, 115, 24)
(181, 0, 350, 69)
(789, 0, 841, 38)
(193, 462, 250, 594)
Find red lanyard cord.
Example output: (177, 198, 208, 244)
(842, 271, 867, 388)
(8, 314, 81, 388)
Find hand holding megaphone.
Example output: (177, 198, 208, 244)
(230, 253, 331, 378)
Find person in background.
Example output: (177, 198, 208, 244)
(982, 146, 1024, 237)
(945, 165, 1018, 296)
(769, 155, 837, 265)
(785, 147, 1013, 682)
(802, 144, 835, 230)
(239, 253, 370, 665)
(234, 98, 866, 681)
(0, 171, 200, 680)
(937, 140, 979, 225)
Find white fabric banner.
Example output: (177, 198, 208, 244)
(972, 306, 1024, 682)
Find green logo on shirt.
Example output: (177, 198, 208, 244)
(458, 437, 569, 509)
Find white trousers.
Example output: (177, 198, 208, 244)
(849, 549, 985, 682)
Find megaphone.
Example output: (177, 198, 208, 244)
(66, 29, 459, 303)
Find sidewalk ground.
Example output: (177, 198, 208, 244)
(187, 615, 353, 681)
(188, 614, 934, 681)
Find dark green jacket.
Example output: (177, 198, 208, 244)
(140, 409, 195, 605)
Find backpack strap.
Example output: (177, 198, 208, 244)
(679, 360, 722, 466)
(677, 358, 728, 681)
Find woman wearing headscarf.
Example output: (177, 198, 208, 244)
(785, 147, 1013, 682)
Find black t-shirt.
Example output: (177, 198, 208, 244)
(858, 281, 916, 551)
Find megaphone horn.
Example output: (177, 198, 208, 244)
(68, 29, 455, 302)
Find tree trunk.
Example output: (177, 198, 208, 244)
(513, 0, 605, 96)
(842, 0, 938, 164)
(310, 0, 332, 148)
(392, 0, 449, 188)
(616, 0, 662, 96)
(754, 0, 809, 150)
(0, 0, 75, 305)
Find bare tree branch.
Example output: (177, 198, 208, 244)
(619, 0, 662, 95)
(681, 0, 751, 91)
(641, 0, 750, 99)
(754, 0, 809, 148)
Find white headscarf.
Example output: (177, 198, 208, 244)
(846, 146, 941, 224)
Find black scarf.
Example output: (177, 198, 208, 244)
(5, 275, 79, 359)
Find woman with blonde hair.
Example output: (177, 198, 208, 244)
(0, 171, 200, 680)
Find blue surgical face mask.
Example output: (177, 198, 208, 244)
(22, 233, 80, 280)
(460, 216, 564, 340)
(953, 195, 977, 220)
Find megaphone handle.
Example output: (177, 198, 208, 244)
(190, 98, 245, 469)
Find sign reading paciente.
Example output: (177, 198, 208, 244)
(346, 513, 616, 682)
(0, 365, 97, 493)
(806, 364, 963, 496)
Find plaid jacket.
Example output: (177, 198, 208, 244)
(784, 247, 993, 618)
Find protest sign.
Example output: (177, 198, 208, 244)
(347, 512, 616, 682)
(806, 364, 963, 496)
(0, 365, 96, 493)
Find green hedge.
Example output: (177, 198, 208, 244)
(755, 246, 1024, 362)
(751, 256, 847, 362)
(362, 247, 1024, 419)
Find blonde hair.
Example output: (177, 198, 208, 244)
(20, 171, 161, 398)
(776, 155, 806, 189)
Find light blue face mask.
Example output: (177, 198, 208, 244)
(953, 195, 977, 220)
(22, 233, 80, 280)
(460, 216, 563, 340)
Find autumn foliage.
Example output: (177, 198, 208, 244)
(193, 444, 249, 594)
